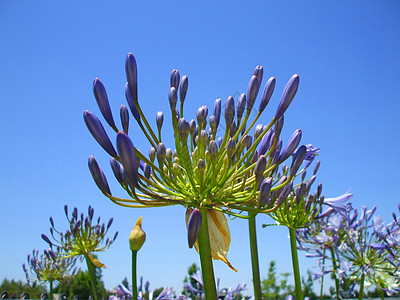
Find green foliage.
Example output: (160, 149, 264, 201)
(55, 270, 106, 300)
(301, 270, 317, 299)
(0, 278, 47, 299)
(261, 260, 294, 299)
(182, 263, 199, 295)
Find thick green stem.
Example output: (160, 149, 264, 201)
(248, 214, 262, 300)
(319, 251, 325, 300)
(85, 255, 99, 300)
(330, 248, 341, 300)
(197, 208, 217, 300)
(358, 273, 365, 300)
(49, 280, 53, 300)
(289, 228, 303, 300)
(132, 250, 138, 300)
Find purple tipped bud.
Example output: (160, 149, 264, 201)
(246, 75, 260, 113)
(93, 78, 116, 130)
(144, 164, 151, 179)
(157, 143, 166, 163)
(168, 87, 178, 110)
(187, 209, 202, 248)
(84, 111, 117, 157)
(197, 159, 205, 172)
(149, 147, 156, 162)
(116, 131, 138, 188)
(278, 129, 302, 164)
(254, 124, 264, 141)
(200, 130, 208, 145)
(289, 145, 306, 177)
(224, 96, 235, 128)
(120, 105, 129, 133)
(217, 137, 222, 147)
(258, 77, 276, 112)
(209, 115, 218, 134)
(178, 118, 190, 142)
(41, 234, 52, 247)
(64, 205, 68, 217)
(230, 120, 237, 137)
(196, 106, 207, 128)
(208, 140, 218, 161)
(179, 75, 188, 103)
(259, 128, 274, 155)
(166, 148, 173, 162)
(110, 157, 127, 186)
(316, 183, 322, 198)
(236, 93, 246, 121)
(156, 111, 164, 132)
(107, 218, 113, 229)
(213, 98, 222, 126)
(124, 83, 141, 122)
(253, 65, 263, 86)
(306, 175, 317, 192)
(254, 155, 266, 183)
(241, 135, 251, 150)
(276, 182, 293, 207)
(274, 115, 284, 138)
(49, 217, 54, 228)
(259, 177, 273, 206)
(189, 119, 196, 135)
(226, 138, 236, 158)
(88, 156, 112, 194)
(72, 207, 78, 220)
(275, 74, 299, 119)
(88, 206, 94, 220)
(313, 160, 320, 175)
(125, 53, 138, 101)
(170, 69, 180, 89)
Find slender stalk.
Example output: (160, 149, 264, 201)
(85, 255, 99, 300)
(248, 213, 262, 300)
(330, 248, 341, 299)
(49, 280, 53, 300)
(289, 228, 303, 300)
(197, 208, 217, 300)
(358, 273, 365, 300)
(132, 250, 138, 300)
(319, 251, 325, 300)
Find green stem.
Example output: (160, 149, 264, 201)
(320, 251, 325, 300)
(248, 214, 262, 300)
(197, 208, 217, 300)
(358, 273, 365, 300)
(85, 255, 99, 300)
(49, 280, 53, 300)
(289, 228, 303, 300)
(132, 250, 138, 300)
(330, 248, 341, 299)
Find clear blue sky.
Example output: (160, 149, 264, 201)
(1, 0, 399, 296)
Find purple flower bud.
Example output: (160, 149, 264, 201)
(196, 106, 207, 128)
(241, 135, 251, 150)
(156, 111, 164, 133)
(208, 140, 218, 161)
(254, 155, 266, 183)
(259, 177, 273, 206)
(157, 143, 166, 163)
(88, 206, 94, 220)
(259, 77, 276, 113)
(230, 120, 237, 137)
(236, 93, 246, 121)
(64, 205, 68, 217)
(107, 218, 113, 229)
(125, 53, 138, 101)
(217, 137, 222, 147)
(116, 131, 138, 188)
(144, 163, 151, 179)
(49, 217, 54, 228)
(197, 159, 206, 172)
(276, 181, 293, 207)
(274, 115, 284, 138)
(278, 129, 302, 164)
(259, 128, 274, 155)
(275, 74, 299, 119)
(93, 78, 117, 130)
(316, 183, 322, 198)
(168, 87, 178, 110)
(289, 145, 306, 177)
(149, 147, 156, 162)
(200, 130, 208, 146)
(246, 75, 260, 113)
(110, 157, 127, 186)
(124, 83, 141, 122)
(187, 209, 202, 248)
(84, 111, 117, 157)
(254, 124, 264, 141)
(226, 138, 236, 158)
(213, 98, 222, 126)
(170, 69, 180, 89)
(41, 234, 53, 247)
(120, 105, 129, 133)
(225, 96, 235, 128)
(209, 115, 218, 134)
(189, 119, 196, 135)
(88, 156, 112, 194)
(313, 160, 320, 175)
(253, 65, 263, 86)
(72, 207, 78, 219)
(178, 118, 190, 142)
(179, 75, 188, 103)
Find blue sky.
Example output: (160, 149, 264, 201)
(1, 0, 400, 295)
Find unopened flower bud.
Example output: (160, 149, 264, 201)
(170, 69, 180, 89)
(84, 111, 117, 157)
(168, 87, 178, 110)
(236, 93, 246, 121)
(117, 131, 138, 188)
(149, 147, 156, 162)
(156, 111, 164, 132)
(125, 53, 138, 101)
(187, 209, 202, 248)
(230, 120, 237, 138)
(253, 65, 263, 86)
(254, 155, 266, 183)
(166, 148, 172, 162)
(226, 138, 236, 158)
(213, 98, 222, 126)
(41, 234, 53, 247)
(259, 77, 276, 113)
(209, 115, 218, 134)
(157, 143, 166, 164)
(144, 164, 151, 179)
(189, 119, 196, 136)
(259, 128, 274, 155)
(120, 105, 129, 133)
(225, 96, 235, 128)
(278, 129, 302, 164)
(124, 82, 140, 123)
(196, 106, 207, 128)
(93, 78, 116, 130)
(197, 159, 206, 173)
(88, 156, 112, 194)
(275, 74, 299, 119)
(313, 160, 320, 175)
(179, 75, 188, 103)
(208, 140, 218, 161)
(200, 130, 208, 146)
(259, 177, 273, 206)
(178, 118, 190, 142)
(129, 216, 146, 251)
(289, 145, 306, 177)
(276, 181, 293, 207)
(254, 124, 264, 141)
(246, 75, 260, 113)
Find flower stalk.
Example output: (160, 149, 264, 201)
(248, 213, 262, 300)
(289, 227, 303, 300)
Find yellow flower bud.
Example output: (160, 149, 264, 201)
(129, 216, 146, 251)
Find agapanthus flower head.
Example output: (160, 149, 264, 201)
(42, 205, 117, 268)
